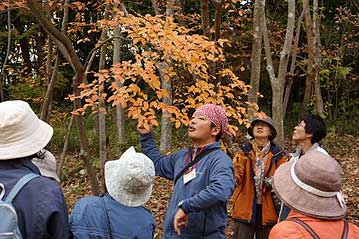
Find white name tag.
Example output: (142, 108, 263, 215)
(183, 169, 196, 184)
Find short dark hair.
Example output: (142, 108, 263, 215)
(302, 114, 327, 144)
(210, 122, 221, 141)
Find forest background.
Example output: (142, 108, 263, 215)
(0, 0, 358, 238)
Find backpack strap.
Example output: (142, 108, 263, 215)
(341, 220, 349, 239)
(5, 173, 40, 203)
(0, 183, 5, 200)
(174, 148, 218, 185)
(287, 217, 320, 239)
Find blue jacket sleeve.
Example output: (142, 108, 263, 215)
(140, 133, 177, 180)
(181, 152, 235, 213)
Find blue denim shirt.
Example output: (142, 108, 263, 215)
(70, 194, 155, 239)
(140, 133, 235, 239)
(0, 157, 71, 239)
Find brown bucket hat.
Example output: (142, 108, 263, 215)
(248, 116, 277, 141)
(273, 151, 347, 220)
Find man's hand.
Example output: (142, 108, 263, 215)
(173, 208, 188, 235)
(137, 122, 153, 134)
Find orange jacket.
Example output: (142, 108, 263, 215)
(231, 141, 287, 225)
(269, 211, 359, 239)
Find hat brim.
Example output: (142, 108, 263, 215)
(273, 161, 346, 219)
(105, 160, 152, 207)
(0, 120, 53, 160)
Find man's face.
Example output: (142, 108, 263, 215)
(188, 114, 219, 145)
(292, 120, 311, 142)
(252, 121, 271, 139)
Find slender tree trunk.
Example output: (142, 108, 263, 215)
(158, 0, 177, 153)
(73, 73, 100, 195)
(248, 0, 264, 120)
(0, 5, 11, 102)
(283, 4, 307, 117)
(302, 0, 314, 112)
(41, 0, 70, 122)
(98, 3, 110, 192)
(312, 0, 324, 117)
(57, 114, 74, 177)
(262, 0, 295, 146)
(113, 4, 127, 146)
(200, 0, 210, 38)
(213, 0, 223, 41)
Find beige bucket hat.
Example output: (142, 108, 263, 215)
(273, 151, 346, 219)
(105, 147, 155, 207)
(0, 100, 53, 160)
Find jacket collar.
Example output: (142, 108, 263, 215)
(241, 141, 284, 162)
(0, 157, 41, 174)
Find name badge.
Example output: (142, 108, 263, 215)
(183, 169, 196, 184)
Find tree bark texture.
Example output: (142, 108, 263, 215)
(248, 0, 264, 120)
(262, 0, 295, 146)
(113, 4, 127, 146)
(283, 4, 307, 117)
(0, 5, 11, 102)
(200, 0, 211, 38)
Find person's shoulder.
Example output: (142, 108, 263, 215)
(28, 175, 62, 194)
(348, 222, 359, 238)
(269, 220, 306, 239)
(75, 195, 102, 206)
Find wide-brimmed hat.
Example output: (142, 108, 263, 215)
(248, 116, 277, 141)
(0, 100, 53, 160)
(32, 149, 60, 182)
(273, 151, 346, 219)
(105, 147, 155, 207)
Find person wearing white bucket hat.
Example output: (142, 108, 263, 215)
(70, 146, 156, 239)
(269, 151, 359, 239)
(0, 100, 71, 239)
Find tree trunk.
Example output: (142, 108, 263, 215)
(262, 0, 295, 146)
(248, 0, 264, 120)
(200, 0, 210, 38)
(312, 0, 324, 117)
(28, 0, 100, 195)
(41, 0, 69, 122)
(113, 4, 127, 146)
(302, 0, 314, 112)
(0, 6, 11, 102)
(213, 0, 223, 41)
(159, 62, 172, 153)
(98, 3, 110, 192)
(283, 4, 307, 117)
(57, 114, 74, 177)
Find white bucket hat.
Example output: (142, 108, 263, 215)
(105, 147, 155, 207)
(0, 100, 53, 160)
(32, 149, 60, 182)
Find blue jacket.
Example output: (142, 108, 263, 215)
(0, 157, 71, 239)
(70, 194, 155, 239)
(140, 133, 235, 239)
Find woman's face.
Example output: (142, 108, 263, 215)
(253, 121, 271, 139)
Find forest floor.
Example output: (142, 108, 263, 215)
(61, 135, 359, 239)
